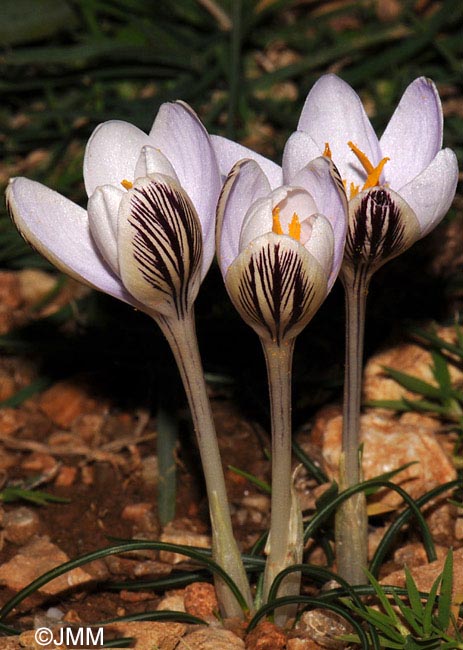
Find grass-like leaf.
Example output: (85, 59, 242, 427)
(0, 487, 70, 505)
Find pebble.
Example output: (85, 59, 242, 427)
(293, 610, 352, 649)
(54, 466, 77, 487)
(245, 621, 286, 650)
(98, 621, 186, 650)
(381, 546, 463, 598)
(287, 640, 325, 650)
(159, 526, 211, 564)
(38, 380, 100, 428)
(363, 326, 463, 402)
(3, 507, 40, 545)
(156, 593, 185, 612)
(17, 269, 56, 306)
(311, 407, 456, 507)
(121, 502, 159, 537)
(71, 413, 105, 444)
(184, 582, 218, 619)
(0, 535, 93, 595)
(181, 627, 244, 649)
(0, 408, 27, 437)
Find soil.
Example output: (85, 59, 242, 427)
(0, 258, 462, 648)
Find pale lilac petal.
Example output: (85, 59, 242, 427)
(297, 74, 381, 186)
(216, 159, 271, 277)
(282, 131, 322, 183)
(6, 178, 135, 305)
(149, 101, 220, 274)
(380, 77, 443, 190)
(87, 185, 125, 275)
(134, 146, 180, 183)
(305, 214, 334, 282)
(292, 157, 347, 286)
(399, 148, 458, 237)
(275, 187, 318, 226)
(83, 121, 152, 196)
(212, 134, 283, 189)
(239, 195, 274, 251)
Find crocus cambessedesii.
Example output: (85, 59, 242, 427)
(216, 153, 347, 620)
(283, 74, 459, 584)
(6, 102, 252, 617)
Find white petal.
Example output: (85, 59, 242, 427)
(216, 159, 272, 277)
(133, 146, 180, 183)
(275, 186, 318, 226)
(149, 101, 220, 276)
(380, 77, 443, 191)
(291, 156, 347, 287)
(6, 178, 134, 305)
(296, 74, 381, 187)
(212, 134, 283, 189)
(398, 148, 458, 237)
(83, 120, 152, 196)
(87, 185, 124, 275)
(239, 195, 274, 252)
(282, 131, 322, 184)
(304, 214, 334, 281)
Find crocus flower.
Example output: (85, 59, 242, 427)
(283, 74, 459, 276)
(7, 101, 219, 318)
(282, 73, 459, 587)
(216, 155, 347, 336)
(217, 154, 347, 620)
(6, 102, 253, 618)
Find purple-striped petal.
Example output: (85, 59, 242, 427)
(398, 148, 458, 237)
(83, 120, 152, 196)
(380, 77, 443, 190)
(118, 175, 202, 318)
(216, 159, 272, 277)
(212, 134, 283, 189)
(225, 232, 327, 344)
(149, 102, 220, 274)
(6, 178, 134, 305)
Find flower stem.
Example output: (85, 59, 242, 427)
(261, 338, 303, 620)
(336, 269, 369, 584)
(155, 310, 252, 617)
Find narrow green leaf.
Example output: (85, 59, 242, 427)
(422, 577, 440, 636)
(227, 466, 271, 494)
(405, 566, 424, 619)
(431, 351, 452, 394)
(382, 367, 443, 399)
(437, 549, 454, 630)
(315, 481, 338, 511)
(363, 462, 418, 496)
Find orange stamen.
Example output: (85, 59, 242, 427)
(272, 206, 301, 242)
(347, 141, 389, 192)
(121, 179, 133, 190)
(350, 182, 360, 199)
(272, 206, 283, 235)
(288, 213, 301, 241)
(323, 142, 332, 158)
(362, 157, 390, 189)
